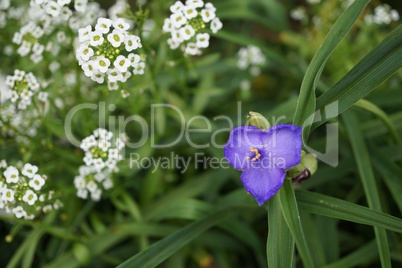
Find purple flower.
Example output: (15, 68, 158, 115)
(224, 124, 302, 206)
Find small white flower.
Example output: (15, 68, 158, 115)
(94, 172, 106, 182)
(210, 17, 223, 34)
(113, 18, 130, 31)
(0, 159, 7, 168)
(32, 26, 45, 39)
(121, 90, 130, 99)
(20, 89, 33, 101)
(107, 68, 123, 82)
(186, 0, 204, 8)
(32, 43, 45, 55)
(171, 30, 184, 43)
(4, 166, 19, 183)
(107, 29, 125, 47)
(200, 8, 215, 23)
(170, 1, 184, 13)
(22, 189, 38, 205)
(78, 25, 92, 42)
(180, 25, 195, 41)
(124, 35, 141, 51)
(77, 44, 94, 62)
(89, 30, 104, 47)
(22, 163, 38, 178)
(167, 38, 180, 49)
(74, 0, 88, 12)
(91, 188, 102, 201)
(91, 71, 105, 83)
(162, 18, 173, 32)
(204, 2, 216, 12)
(133, 62, 145, 75)
(107, 81, 119, 91)
(183, 6, 198, 19)
(24, 213, 35, 220)
(196, 33, 210, 48)
(12, 206, 26, 218)
(38, 92, 48, 102)
(103, 178, 113, 190)
(46, 1, 61, 17)
(95, 18, 113, 34)
(29, 174, 45, 190)
(185, 42, 200, 55)
(105, 159, 117, 171)
(120, 70, 132, 83)
(96, 56, 111, 73)
(42, 204, 53, 213)
(108, 148, 119, 160)
(2, 188, 14, 202)
(93, 158, 105, 170)
(17, 41, 32, 57)
(58, 0, 71, 6)
(98, 138, 111, 152)
(113, 55, 131, 73)
(12, 32, 23, 45)
(86, 180, 98, 193)
(128, 53, 141, 66)
(77, 188, 88, 199)
(170, 12, 187, 28)
(11, 91, 19, 102)
(60, 6, 72, 20)
(74, 176, 86, 189)
(81, 60, 97, 77)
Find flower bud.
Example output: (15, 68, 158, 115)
(246, 111, 270, 130)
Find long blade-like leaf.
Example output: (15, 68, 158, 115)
(343, 111, 391, 267)
(267, 193, 294, 268)
(293, 0, 369, 140)
(296, 191, 402, 234)
(279, 180, 314, 267)
(315, 25, 402, 128)
(117, 209, 232, 268)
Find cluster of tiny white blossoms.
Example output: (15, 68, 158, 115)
(5, 69, 41, 110)
(75, 128, 125, 201)
(12, 21, 46, 63)
(76, 17, 145, 91)
(163, 0, 223, 55)
(237, 46, 266, 77)
(364, 4, 399, 25)
(0, 160, 62, 220)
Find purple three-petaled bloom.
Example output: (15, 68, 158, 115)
(224, 124, 302, 206)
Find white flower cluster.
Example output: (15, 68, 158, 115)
(364, 4, 399, 25)
(76, 17, 145, 91)
(237, 45, 266, 77)
(12, 21, 46, 63)
(163, 0, 223, 55)
(75, 128, 125, 201)
(0, 161, 62, 220)
(0, 0, 10, 28)
(5, 69, 41, 110)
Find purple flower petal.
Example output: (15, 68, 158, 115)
(263, 124, 302, 169)
(224, 126, 265, 170)
(240, 165, 286, 206)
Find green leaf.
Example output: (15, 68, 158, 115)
(353, 99, 400, 143)
(370, 146, 402, 214)
(7, 229, 44, 268)
(324, 240, 377, 268)
(343, 111, 391, 267)
(296, 191, 402, 234)
(315, 25, 402, 128)
(116, 209, 232, 268)
(293, 0, 369, 140)
(267, 193, 294, 268)
(279, 180, 314, 267)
